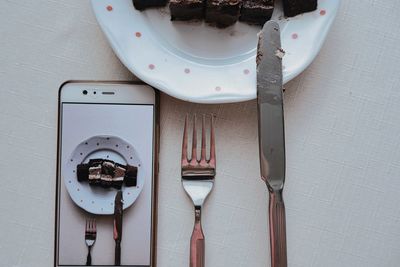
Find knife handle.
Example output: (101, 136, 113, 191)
(190, 206, 205, 267)
(268, 190, 287, 267)
(115, 241, 121, 266)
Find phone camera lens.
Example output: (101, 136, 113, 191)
(83, 90, 88, 95)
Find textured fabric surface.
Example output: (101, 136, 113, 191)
(1, 0, 400, 266)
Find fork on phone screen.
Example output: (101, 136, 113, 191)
(85, 218, 97, 266)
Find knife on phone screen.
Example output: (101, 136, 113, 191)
(114, 190, 123, 266)
(257, 21, 287, 267)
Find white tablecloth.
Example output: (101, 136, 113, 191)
(1, 0, 400, 266)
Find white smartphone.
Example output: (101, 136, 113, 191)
(55, 81, 159, 267)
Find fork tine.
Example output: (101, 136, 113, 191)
(200, 114, 207, 164)
(85, 219, 88, 232)
(209, 115, 216, 166)
(93, 219, 96, 233)
(182, 114, 189, 165)
(190, 114, 197, 164)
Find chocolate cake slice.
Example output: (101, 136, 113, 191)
(88, 165, 102, 185)
(88, 158, 103, 166)
(240, 0, 274, 25)
(282, 0, 317, 17)
(124, 165, 138, 187)
(101, 160, 115, 188)
(205, 0, 242, 28)
(76, 163, 89, 182)
(133, 0, 169, 10)
(170, 0, 205, 21)
(87, 159, 103, 185)
(113, 163, 126, 189)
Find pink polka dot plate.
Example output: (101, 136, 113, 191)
(92, 0, 340, 103)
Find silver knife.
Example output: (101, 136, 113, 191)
(257, 21, 287, 267)
(114, 190, 123, 266)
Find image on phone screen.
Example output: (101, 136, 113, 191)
(56, 99, 154, 266)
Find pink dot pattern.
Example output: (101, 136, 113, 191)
(104, 5, 330, 96)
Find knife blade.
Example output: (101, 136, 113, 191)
(113, 190, 123, 266)
(257, 21, 287, 267)
(257, 20, 285, 189)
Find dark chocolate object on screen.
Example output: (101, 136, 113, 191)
(240, 0, 274, 25)
(101, 160, 115, 188)
(88, 158, 103, 166)
(76, 163, 89, 182)
(282, 0, 317, 17)
(124, 165, 138, 187)
(170, 0, 205, 21)
(88, 165, 102, 185)
(112, 182, 123, 190)
(76, 159, 139, 189)
(113, 163, 126, 189)
(88, 159, 103, 185)
(101, 160, 115, 176)
(205, 0, 242, 28)
(133, 0, 169, 10)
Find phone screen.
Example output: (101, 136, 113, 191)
(57, 102, 154, 266)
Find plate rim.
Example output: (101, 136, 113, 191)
(91, 0, 340, 104)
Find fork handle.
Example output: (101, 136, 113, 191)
(268, 190, 287, 267)
(190, 206, 205, 267)
(86, 248, 92, 266)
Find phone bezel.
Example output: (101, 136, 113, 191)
(55, 81, 160, 267)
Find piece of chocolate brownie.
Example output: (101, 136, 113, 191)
(76, 163, 89, 182)
(205, 0, 242, 28)
(240, 0, 274, 25)
(124, 165, 138, 187)
(101, 160, 115, 188)
(88, 158, 103, 167)
(170, 0, 205, 21)
(282, 0, 317, 17)
(113, 163, 126, 189)
(88, 165, 102, 185)
(133, 0, 169, 10)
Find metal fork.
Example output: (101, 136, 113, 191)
(181, 114, 216, 267)
(85, 218, 97, 266)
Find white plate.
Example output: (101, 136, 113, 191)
(63, 136, 143, 215)
(92, 0, 340, 103)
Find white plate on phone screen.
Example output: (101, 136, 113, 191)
(63, 136, 143, 215)
(91, 0, 340, 103)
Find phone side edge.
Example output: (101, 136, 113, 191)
(54, 81, 70, 267)
(151, 90, 160, 267)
